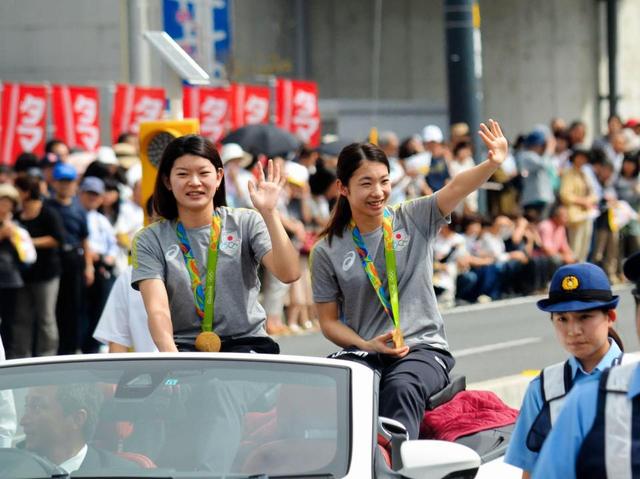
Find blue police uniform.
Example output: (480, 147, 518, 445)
(532, 361, 640, 479)
(505, 340, 623, 472)
(504, 262, 620, 473)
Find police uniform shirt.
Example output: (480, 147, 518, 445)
(505, 339, 623, 472)
(310, 194, 450, 349)
(532, 362, 640, 479)
(131, 207, 272, 342)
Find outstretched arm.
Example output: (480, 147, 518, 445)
(436, 119, 508, 217)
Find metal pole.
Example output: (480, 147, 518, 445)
(128, 0, 151, 85)
(294, 0, 309, 79)
(444, 0, 483, 159)
(606, 0, 618, 117)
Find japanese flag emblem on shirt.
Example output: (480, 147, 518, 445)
(393, 229, 410, 251)
(220, 231, 241, 254)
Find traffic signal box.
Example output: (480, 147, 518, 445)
(139, 119, 200, 225)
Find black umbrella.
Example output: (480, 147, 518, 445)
(221, 124, 301, 158)
(316, 138, 354, 157)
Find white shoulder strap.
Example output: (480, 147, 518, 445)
(604, 363, 637, 479)
(541, 361, 569, 424)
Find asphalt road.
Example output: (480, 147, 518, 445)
(278, 284, 638, 383)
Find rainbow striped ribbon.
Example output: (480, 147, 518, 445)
(350, 208, 400, 329)
(175, 214, 222, 333)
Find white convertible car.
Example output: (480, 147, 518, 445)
(0, 353, 520, 478)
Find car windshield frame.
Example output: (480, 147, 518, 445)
(0, 355, 353, 478)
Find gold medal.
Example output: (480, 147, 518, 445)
(195, 331, 222, 352)
(392, 327, 405, 349)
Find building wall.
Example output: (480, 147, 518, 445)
(0, 0, 639, 143)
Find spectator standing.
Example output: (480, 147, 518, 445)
(78, 177, 119, 353)
(220, 143, 254, 209)
(0, 184, 36, 355)
(47, 163, 94, 355)
(449, 141, 478, 215)
(379, 131, 408, 206)
(11, 176, 65, 358)
(422, 125, 451, 193)
(560, 148, 598, 262)
(537, 204, 576, 269)
(517, 130, 555, 220)
(615, 154, 640, 263)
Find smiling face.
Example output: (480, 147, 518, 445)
(165, 154, 223, 215)
(338, 160, 390, 223)
(551, 309, 614, 371)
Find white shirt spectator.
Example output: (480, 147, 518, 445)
(93, 266, 157, 352)
(87, 210, 118, 258)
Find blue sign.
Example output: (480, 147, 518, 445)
(163, 0, 231, 78)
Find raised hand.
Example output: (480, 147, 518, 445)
(248, 159, 286, 214)
(478, 119, 508, 166)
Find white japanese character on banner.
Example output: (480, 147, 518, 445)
(200, 97, 228, 141)
(74, 94, 99, 151)
(132, 96, 164, 133)
(245, 95, 269, 124)
(17, 94, 46, 152)
(292, 90, 319, 143)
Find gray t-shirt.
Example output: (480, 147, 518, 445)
(310, 194, 449, 350)
(131, 207, 272, 342)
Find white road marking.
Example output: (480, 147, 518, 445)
(452, 337, 542, 358)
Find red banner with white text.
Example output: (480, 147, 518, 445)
(111, 84, 165, 144)
(183, 86, 231, 143)
(275, 79, 320, 147)
(0, 83, 48, 165)
(51, 85, 100, 152)
(231, 84, 270, 130)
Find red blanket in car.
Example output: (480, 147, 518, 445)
(420, 390, 518, 442)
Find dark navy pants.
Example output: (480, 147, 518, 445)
(330, 344, 455, 439)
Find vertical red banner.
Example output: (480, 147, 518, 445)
(183, 86, 231, 143)
(111, 84, 165, 144)
(51, 85, 100, 152)
(275, 79, 320, 147)
(230, 84, 270, 130)
(0, 83, 48, 165)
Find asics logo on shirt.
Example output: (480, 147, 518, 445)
(165, 244, 180, 260)
(343, 251, 356, 271)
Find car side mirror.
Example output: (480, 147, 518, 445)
(398, 439, 481, 479)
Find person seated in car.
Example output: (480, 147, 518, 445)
(19, 383, 138, 473)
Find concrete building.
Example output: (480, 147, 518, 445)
(0, 0, 638, 144)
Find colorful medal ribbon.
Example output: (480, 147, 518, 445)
(175, 214, 222, 334)
(350, 208, 401, 334)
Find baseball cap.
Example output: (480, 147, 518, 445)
(80, 176, 105, 194)
(96, 146, 119, 166)
(52, 162, 78, 181)
(524, 130, 547, 148)
(537, 263, 619, 313)
(422, 125, 444, 144)
(0, 183, 19, 204)
(284, 161, 309, 187)
(221, 143, 252, 168)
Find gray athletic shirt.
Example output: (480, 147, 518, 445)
(310, 194, 450, 350)
(131, 207, 272, 342)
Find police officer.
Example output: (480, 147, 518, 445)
(505, 262, 624, 477)
(532, 253, 640, 479)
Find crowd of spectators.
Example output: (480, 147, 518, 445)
(0, 114, 638, 354)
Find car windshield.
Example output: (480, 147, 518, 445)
(0, 357, 351, 478)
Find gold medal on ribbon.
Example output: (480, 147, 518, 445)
(195, 331, 222, 352)
(392, 327, 405, 349)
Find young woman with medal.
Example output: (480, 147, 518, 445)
(310, 119, 508, 439)
(132, 135, 300, 353)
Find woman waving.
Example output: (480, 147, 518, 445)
(132, 135, 300, 353)
(310, 120, 508, 439)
